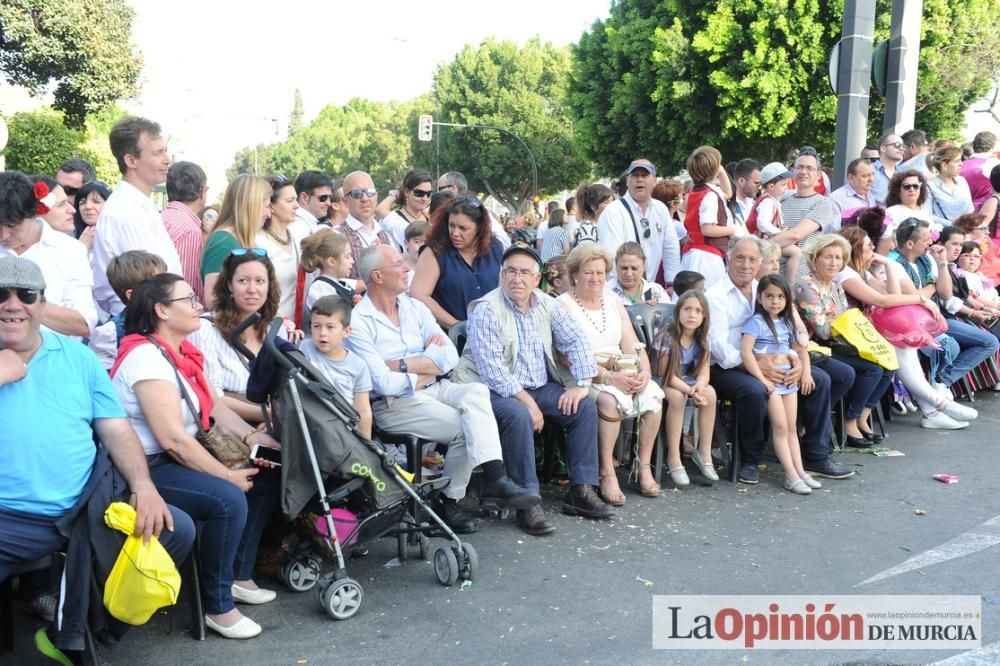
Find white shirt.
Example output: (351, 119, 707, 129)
(93, 180, 182, 314)
(0, 220, 98, 338)
(379, 210, 413, 252)
(112, 344, 200, 455)
(490, 213, 511, 249)
(290, 206, 320, 239)
(255, 226, 306, 319)
(597, 192, 681, 283)
(187, 318, 251, 395)
(706, 274, 757, 369)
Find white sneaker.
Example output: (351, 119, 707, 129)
(920, 411, 969, 430)
(941, 401, 978, 421)
(932, 382, 954, 402)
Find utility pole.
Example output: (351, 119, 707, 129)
(832, 0, 876, 188)
(883, 0, 923, 133)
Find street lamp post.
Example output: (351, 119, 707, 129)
(432, 121, 538, 201)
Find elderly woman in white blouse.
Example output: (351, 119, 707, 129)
(558, 244, 665, 503)
(189, 248, 287, 423)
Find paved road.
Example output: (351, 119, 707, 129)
(10, 396, 1000, 665)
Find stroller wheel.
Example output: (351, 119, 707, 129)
(459, 543, 478, 581)
(281, 557, 321, 592)
(321, 578, 363, 620)
(433, 546, 459, 587)
(396, 531, 409, 562)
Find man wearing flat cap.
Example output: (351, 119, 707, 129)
(0, 255, 194, 656)
(597, 158, 680, 287)
(452, 245, 613, 537)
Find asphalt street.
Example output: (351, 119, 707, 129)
(8, 394, 1000, 665)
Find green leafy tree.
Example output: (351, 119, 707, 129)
(432, 38, 588, 213)
(3, 107, 86, 176)
(288, 89, 304, 134)
(0, 0, 142, 128)
(570, 0, 1000, 176)
(227, 97, 434, 189)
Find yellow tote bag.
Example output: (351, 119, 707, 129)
(830, 308, 899, 371)
(103, 502, 181, 625)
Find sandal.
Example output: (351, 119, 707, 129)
(598, 473, 627, 506)
(635, 463, 661, 498)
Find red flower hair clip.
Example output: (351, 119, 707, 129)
(34, 182, 56, 216)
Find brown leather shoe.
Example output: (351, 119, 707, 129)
(516, 504, 555, 536)
(561, 484, 615, 519)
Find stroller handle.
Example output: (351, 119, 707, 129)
(265, 316, 294, 370)
(230, 311, 263, 362)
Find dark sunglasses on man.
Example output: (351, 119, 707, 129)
(0, 287, 42, 305)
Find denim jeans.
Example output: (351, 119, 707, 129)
(489, 383, 600, 490)
(147, 455, 279, 614)
(934, 319, 999, 386)
(711, 358, 854, 466)
(831, 353, 894, 420)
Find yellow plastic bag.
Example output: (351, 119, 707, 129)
(830, 308, 899, 371)
(103, 501, 181, 625)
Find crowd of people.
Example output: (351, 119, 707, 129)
(4, 115, 1000, 657)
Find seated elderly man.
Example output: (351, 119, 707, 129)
(346, 245, 539, 534)
(706, 237, 856, 484)
(452, 246, 612, 537)
(0, 256, 194, 660)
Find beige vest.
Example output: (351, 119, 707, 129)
(451, 288, 574, 387)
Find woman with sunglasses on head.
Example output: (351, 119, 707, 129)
(189, 249, 284, 423)
(71, 180, 112, 253)
(202, 175, 272, 309)
(928, 145, 974, 226)
(257, 176, 306, 319)
(883, 170, 934, 255)
(110, 273, 281, 639)
(410, 194, 504, 330)
(375, 169, 434, 252)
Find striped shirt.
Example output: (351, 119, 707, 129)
(927, 176, 974, 225)
(781, 193, 831, 281)
(162, 201, 206, 303)
(468, 291, 596, 397)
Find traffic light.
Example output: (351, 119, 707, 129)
(418, 115, 433, 142)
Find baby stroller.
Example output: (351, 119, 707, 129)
(235, 314, 478, 620)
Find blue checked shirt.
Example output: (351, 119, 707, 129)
(468, 291, 596, 397)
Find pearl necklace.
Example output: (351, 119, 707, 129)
(573, 289, 607, 333)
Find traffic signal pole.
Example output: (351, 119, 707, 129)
(832, 0, 876, 189)
(883, 0, 923, 134)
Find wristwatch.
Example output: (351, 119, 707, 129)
(398, 359, 408, 373)
(577, 379, 592, 388)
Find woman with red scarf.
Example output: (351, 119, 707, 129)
(110, 273, 280, 640)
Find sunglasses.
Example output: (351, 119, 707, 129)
(0, 287, 41, 305)
(347, 188, 378, 199)
(229, 248, 269, 261)
(411, 188, 432, 198)
(268, 175, 290, 188)
(882, 142, 904, 149)
(61, 185, 79, 197)
(900, 182, 922, 191)
(639, 217, 651, 239)
(311, 193, 332, 202)
(867, 156, 879, 163)
(451, 195, 482, 209)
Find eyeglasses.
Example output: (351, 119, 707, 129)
(882, 142, 904, 149)
(794, 165, 817, 172)
(372, 260, 405, 272)
(311, 193, 332, 202)
(899, 219, 924, 243)
(347, 188, 378, 199)
(900, 183, 922, 191)
(503, 267, 538, 278)
(0, 287, 41, 305)
(975, 224, 990, 232)
(438, 184, 457, 193)
(411, 188, 432, 198)
(165, 293, 200, 308)
(867, 156, 879, 163)
(61, 186, 79, 197)
(452, 195, 482, 208)
(230, 247, 268, 258)
(639, 217, 651, 239)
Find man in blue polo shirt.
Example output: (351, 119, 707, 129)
(0, 255, 194, 659)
